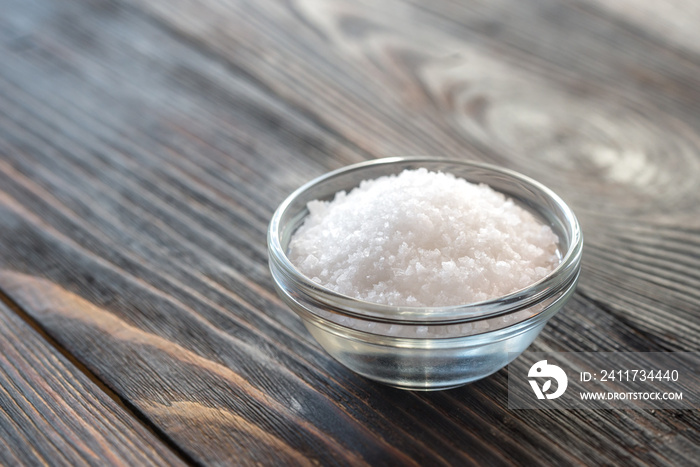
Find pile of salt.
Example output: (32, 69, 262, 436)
(289, 168, 559, 307)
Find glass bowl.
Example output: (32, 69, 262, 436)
(268, 157, 582, 390)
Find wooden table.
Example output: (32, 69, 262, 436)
(1, 0, 699, 465)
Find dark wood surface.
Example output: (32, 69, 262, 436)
(1, 0, 699, 465)
(0, 298, 186, 466)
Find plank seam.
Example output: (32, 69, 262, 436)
(0, 288, 199, 467)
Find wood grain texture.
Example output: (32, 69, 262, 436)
(0, 298, 186, 466)
(116, 0, 700, 350)
(0, 0, 698, 465)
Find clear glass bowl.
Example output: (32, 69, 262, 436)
(268, 157, 582, 390)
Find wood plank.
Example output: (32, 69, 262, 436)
(0, 298, 186, 466)
(575, 0, 700, 57)
(0, 0, 698, 465)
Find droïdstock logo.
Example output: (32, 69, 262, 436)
(528, 360, 568, 400)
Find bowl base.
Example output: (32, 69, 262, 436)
(381, 382, 470, 391)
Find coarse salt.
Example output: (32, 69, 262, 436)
(289, 168, 559, 307)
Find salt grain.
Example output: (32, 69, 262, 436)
(289, 168, 559, 307)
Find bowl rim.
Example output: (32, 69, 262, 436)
(268, 156, 582, 324)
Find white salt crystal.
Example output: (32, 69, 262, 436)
(289, 168, 559, 307)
